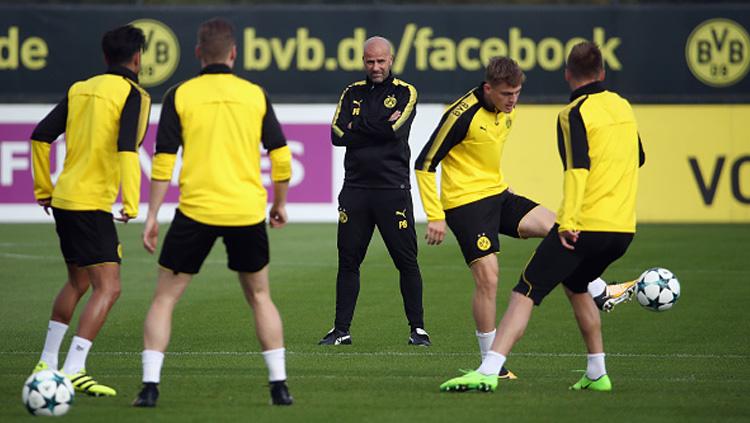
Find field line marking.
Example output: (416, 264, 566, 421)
(1, 351, 746, 359)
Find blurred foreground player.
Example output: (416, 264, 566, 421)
(133, 18, 293, 407)
(30, 24, 150, 397)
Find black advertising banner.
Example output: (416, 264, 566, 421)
(0, 4, 748, 103)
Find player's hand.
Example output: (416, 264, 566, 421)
(559, 230, 579, 250)
(269, 204, 287, 229)
(388, 110, 402, 122)
(143, 216, 159, 254)
(114, 208, 132, 223)
(37, 198, 52, 215)
(426, 220, 446, 245)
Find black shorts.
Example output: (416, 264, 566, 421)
(52, 208, 121, 267)
(445, 190, 539, 264)
(513, 224, 634, 305)
(159, 209, 269, 274)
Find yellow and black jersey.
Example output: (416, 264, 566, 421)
(414, 84, 515, 221)
(31, 66, 150, 217)
(556, 81, 645, 233)
(152, 64, 291, 227)
(331, 73, 417, 189)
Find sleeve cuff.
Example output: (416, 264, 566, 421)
(269, 145, 292, 182)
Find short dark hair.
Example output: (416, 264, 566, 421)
(102, 25, 145, 66)
(197, 18, 236, 63)
(485, 57, 525, 87)
(566, 41, 603, 80)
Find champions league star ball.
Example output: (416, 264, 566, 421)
(636, 267, 681, 312)
(22, 370, 74, 416)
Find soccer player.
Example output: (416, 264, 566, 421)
(414, 57, 637, 380)
(439, 42, 645, 393)
(318, 36, 430, 347)
(132, 18, 293, 407)
(29, 24, 149, 397)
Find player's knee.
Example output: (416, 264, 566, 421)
(393, 258, 419, 273)
(245, 289, 271, 307)
(96, 281, 121, 302)
(475, 275, 498, 296)
(338, 256, 363, 271)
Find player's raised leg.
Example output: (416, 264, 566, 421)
(519, 205, 635, 312)
(239, 267, 293, 406)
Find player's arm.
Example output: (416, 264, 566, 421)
(144, 85, 182, 253)
(262, 92, 291, 229)
(30, 95, 68, 210)
(414, 103, 473, 245)
(556, 106, 590, 245)
(350, 83, 418, 142)
(331, 86, 377, 149)
(116, 84, 151, 222)
(390, 84, 417, 140)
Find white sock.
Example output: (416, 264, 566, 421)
(262, 348, 287, 382)
(62, 336, 92, 375)
(586, 353, 607, 380)
(587, 278, 607, 297)
(40, 320, 68, 370)
(477, 351, 506, 376)
(476, 329, 496, 361)
(142, 350, 165, 383)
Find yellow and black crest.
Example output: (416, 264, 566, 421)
(384, 95, 397, 108)
(476, 235, 491, 251)
(339, 210, 348, 224)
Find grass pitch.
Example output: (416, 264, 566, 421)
(0, 223, 748, 422)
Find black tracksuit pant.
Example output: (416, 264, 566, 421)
(334, 186, 425, 331)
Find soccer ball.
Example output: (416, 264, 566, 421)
(636, 267, 681, 312)
(22, 370, 74, 416)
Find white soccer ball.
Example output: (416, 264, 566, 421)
(636, 267, 681, 312)
(22, 370, 74, 416)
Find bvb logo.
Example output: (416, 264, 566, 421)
(685, 18, 750, 87)
(339, 210, 348, 224)
(476, 235, 491, 251)
(384, 95, 397, 108)
(131, 19, 180, 88)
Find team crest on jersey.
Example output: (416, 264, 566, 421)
(384, 95, 397, 108)
(339, 210, 348, 224)
(476, 234, 491, 251)
(506, 118, 512, 128)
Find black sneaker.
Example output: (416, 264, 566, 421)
(318, 328, 352, 345)
(498, 366, 518, 380)
(408, 328, 432, 346)
(270, 380, 293, 406)
(592, 281, 637, 312)
(132, 382, 159, 407)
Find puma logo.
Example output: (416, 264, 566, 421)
(353, 100, 362, 107)
(395, 209, 407, 218)
(479, 125, 487, 132)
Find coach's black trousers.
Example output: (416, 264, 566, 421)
(334, 186, 425, 331)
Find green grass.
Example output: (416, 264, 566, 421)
(0, 223, 748, 422)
